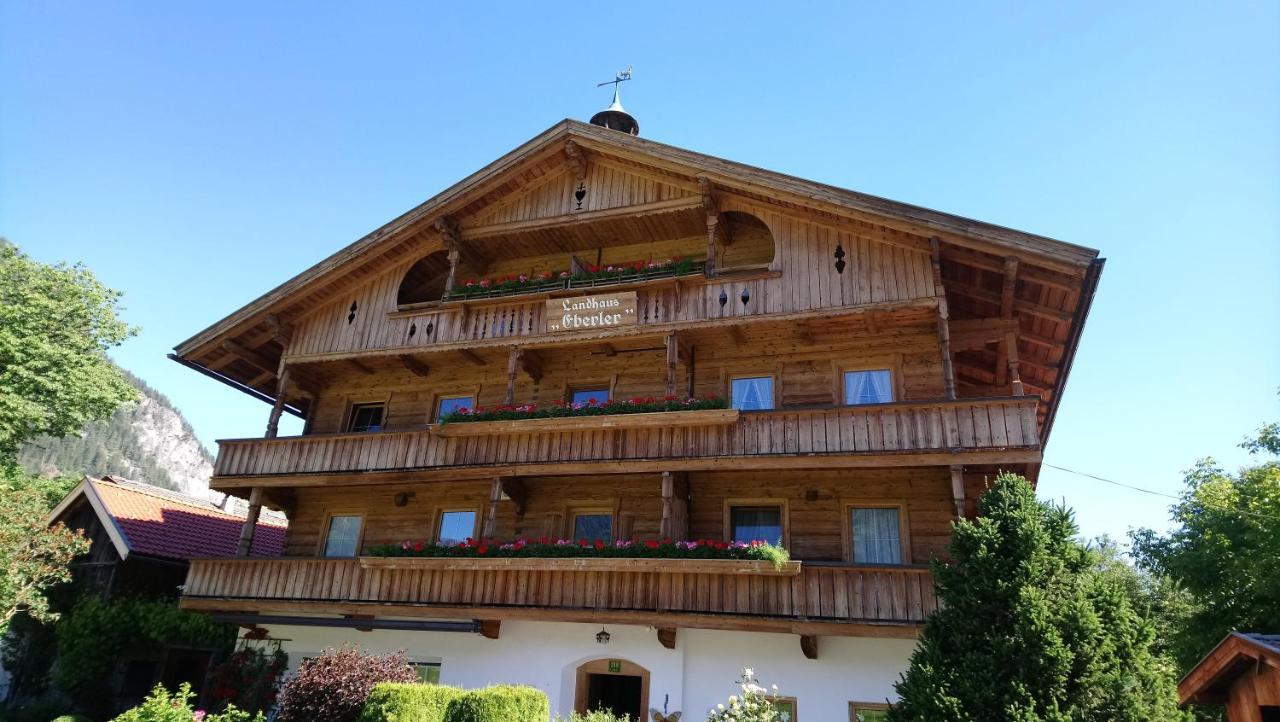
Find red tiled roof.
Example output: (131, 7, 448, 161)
(90, 476, 286, 560)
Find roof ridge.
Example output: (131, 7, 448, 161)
(92, 475, 286, 526)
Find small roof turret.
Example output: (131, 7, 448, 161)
(590, 67, 639, 136)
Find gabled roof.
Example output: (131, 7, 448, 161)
(47, 475, 286, 561)
(171, 118, 1103, 444)
(1178, 631, 1280, 706)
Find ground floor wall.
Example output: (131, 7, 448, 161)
(255, 620, 914, 721)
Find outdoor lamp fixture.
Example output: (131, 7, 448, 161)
(596, 626, 611, 645)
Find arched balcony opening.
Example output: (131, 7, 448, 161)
(718, 211, 776, 270)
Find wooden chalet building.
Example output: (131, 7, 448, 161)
(172, 95, 1102, 719)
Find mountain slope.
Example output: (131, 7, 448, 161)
(18, 369, 214, 496)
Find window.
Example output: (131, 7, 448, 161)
(730, 505, 783, 545)
(437, 510, 477, 545)
(572, 513, 613, 541)
(568, 386, 610, 408)
(323, 515, 362, 557)
(851, 507, 903, 565)
(849, 704, 889, 722)
(730, 375, 774, 411)
(771, 697, 798, 722)
(347, 402, 384, 432)
(411, 662, 441, 684)
(843, 369, 893, 405)
(436, 395, 474, 422)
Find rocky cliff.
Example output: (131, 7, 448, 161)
(19, 369, 215, 496)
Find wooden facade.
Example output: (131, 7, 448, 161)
(172, 119, 1102, 643)
(1179, 633, 1280, 721)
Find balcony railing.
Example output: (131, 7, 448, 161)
(212, 397, 1039, 478)
(181, 557, 937, 630)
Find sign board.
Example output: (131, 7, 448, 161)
(608, 660, 622, 673)
(545, 291, 638, 333)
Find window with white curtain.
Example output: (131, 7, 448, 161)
(731, 376, 774, 410)
(323, 515, 362, 557)
(843, 369, 893, 405)
(851, 507, 902, 564)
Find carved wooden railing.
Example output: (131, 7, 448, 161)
(212, 397, 1038, 478)
(182, 557, 937, 626)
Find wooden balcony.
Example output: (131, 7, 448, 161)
(212, 396, 1040, 482)
(180, 557, 937, 638)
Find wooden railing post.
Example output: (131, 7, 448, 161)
(930, 238, 957, 400)
(236, 487, 263, 557)
(482, 478, 502, 539)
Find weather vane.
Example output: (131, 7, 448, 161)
(597, 65, 633, 90)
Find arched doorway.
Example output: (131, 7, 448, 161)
(574, 658, 650, 721)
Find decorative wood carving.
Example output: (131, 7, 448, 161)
(699, 176, 720, 277)
(929, 237, 957, 400)
(564, 140, 588, 180)
(457, 348, 487, 366)
(800, 634, 819, 660)
(499, 477, 528, 517)
(434, 215, 489, 274)
(477, 619, 501, 639)
(996, 256, 1019, 386)
(399, 355, 430, 378)
(656, 627, 677, 649)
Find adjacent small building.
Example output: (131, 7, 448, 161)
(44, 475, 286, 709)
(1179, 633, 1280, 722)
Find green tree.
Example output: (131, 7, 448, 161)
(1130, 421, 1280, 672)
(0, 239, 138, 473)
(0, 482, 90, 635)
(888, 473, 1186, 722)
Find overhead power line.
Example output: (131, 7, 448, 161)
(1042, 462, 1280, 524)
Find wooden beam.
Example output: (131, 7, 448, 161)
(800, 634, 819, 660)
(398, 355, 430, 378)
(656, 627, 677, 649)
(463, 196, 701, 240)
(435, 215, 489, 274)
(563, 139, 587, 180)
(265, 314, 292, 347)
(236, 487, 263, 557)
(1006, 331, 1025, 396)
(942, 245, 1081, 292)
(599, 343, 617, 357)
(348, 359, 375, 375)
(499, 477, 528, 517)
(222, 340, 278, 377)
(950, 465, 965, 519)
(477, 619, 501, 640)
(949, 318, 1019, 351)
(930, 238, 957, 400)
(457, 348, 487, 366)
(947, 280, 1075, 323)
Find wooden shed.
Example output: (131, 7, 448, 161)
(1179, 632, 1280, 721)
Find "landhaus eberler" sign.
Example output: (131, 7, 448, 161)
(545, 291, 638, 333)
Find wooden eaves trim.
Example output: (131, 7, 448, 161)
(44, 477, 132, 560)
(1178, 632, 1280, 706)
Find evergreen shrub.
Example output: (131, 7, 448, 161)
(358, 683, 465, 722)
(442, 685, 549, 722)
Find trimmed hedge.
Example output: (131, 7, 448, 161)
(443, 685, 550, 722)
(359, 683, 466, 722)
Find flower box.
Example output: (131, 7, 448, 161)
(359, 556, 800, 576)
(432, 408, 739, 437)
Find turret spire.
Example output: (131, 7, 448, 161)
(590, 65, 639, 136)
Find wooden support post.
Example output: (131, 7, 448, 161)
(264, 365, 290, 439)
(996, 256, 1019, 387)
(929, 238, 957, 400)
(660, 472, 689, 540)
(499, 477, 528, 517)
(236, 487, 263, 557)
(699, 177, 719, 277)
(950, 465, 966, 519)
(800, 635, 819, 660)
(656, 628, 677, 649)
(443, 248, 461, 294)
(482, 478, 502, 539)
(665, 332, 679, 397)
(686, 346, 696, 399)
(505, 347, 522, 406)
(1005, 330, 1025, 396)
(477, 620, 501, 639)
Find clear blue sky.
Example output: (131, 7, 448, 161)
(2, 2, 1276, 541)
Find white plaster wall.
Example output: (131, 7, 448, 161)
(256, 621, 912, 721)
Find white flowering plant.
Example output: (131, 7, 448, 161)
(704, 668, 783, 722)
